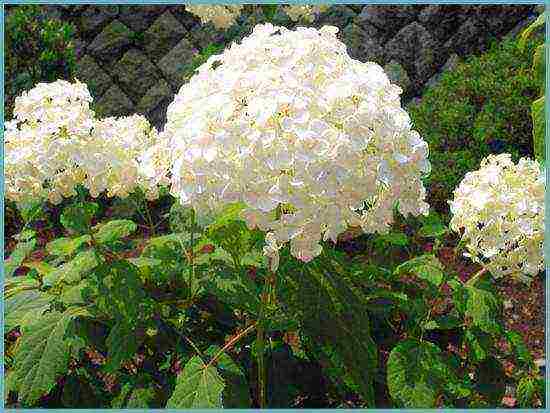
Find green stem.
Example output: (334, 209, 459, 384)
(188, 209, 196, 298)
(256, 264, 276, 408)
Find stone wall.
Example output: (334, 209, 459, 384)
(7, 4, 538, 130)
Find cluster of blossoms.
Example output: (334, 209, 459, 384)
(185, 5, 244, 29)
(164, 23, 431, 269)
(449, 154, 545, 280)
(5, 80, 169, 205)
(283, 5, 329, 23)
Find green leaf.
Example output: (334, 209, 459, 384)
(532, 44, 545, 90)
(465, 285, 501, 334)
(464, 329, 490, 362)
(4, 239, 36, 278)
(166, 356, 225, 408)
(112, 383, 156, 408)
(202, 266, 261, 315)
(46, 235, 91, 256)
(394, 254, 445, 287)
(519, 12, 545, 50)
(387, 339, 469, 408)
(206, 346, 251, 408)
(505, 330, 533, 368)
(277, 250, 378, 406)
(5, 290, 51, 332)
(14, 229, 36, 242)
(92, 220, 137, 244)
(92, 260, 145, 324)
(13, 309, 84, 405)
(421, 313, 462, 331)
(418, 211, 448, 238)
(104, 321, 140, 373)
(60, 202, 98, 233)
(60, 280, 92, 306)
(43, 250, 98, 288)
(380, 231, 409, 247)
(18, 200, 44, 224)
(531, 96, 545, 163)
(516, 375, 542, 407)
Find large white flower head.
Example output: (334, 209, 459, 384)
(165, 24, 431, 269)
(449, 154, 545, 281)
(5, 79, 94, 203)
(185, 5, 244, 29)
(283, 5, 329, 23)
(5, 80, 169, 204)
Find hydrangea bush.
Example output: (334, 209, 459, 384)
(4, 16, 546, 410)
(164, 23, 431, 269)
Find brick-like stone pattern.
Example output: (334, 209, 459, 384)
(7, 5, 539, 130)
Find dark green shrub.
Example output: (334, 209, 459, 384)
(5, 5, 76, 120)
(409, 35, 541, 217)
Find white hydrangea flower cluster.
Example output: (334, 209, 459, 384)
(164, 24, 431, 269)
(449, 154, 545, 280)
(283, 5, 329, 23)
(5, 80, 169, 205)
(185, 5, 244, 29)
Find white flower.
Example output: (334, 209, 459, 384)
(5, 80, 170, 204)
(449, 154, 545, 281)
(165, 24, 430, 265)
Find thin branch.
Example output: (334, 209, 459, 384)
(206, 322, 257, 369)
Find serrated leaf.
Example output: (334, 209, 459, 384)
(166, 356, 225, 408)
(5, 290, 51, 332)
(46, 235, 91, 256)
(4, 239, 37, 278)
(531, 96, 545, 163)
(387, 339, 469, 408)
(92, 220, 137, 244)
(394, 254, 444, 287)
(465, 285, 501, 334)
(206, 346, 251, 408)
(60, 202, 98, 233)
(13, 309, 83, 405)
(104, 321, 140, 373)
(43, 250, 98, 288)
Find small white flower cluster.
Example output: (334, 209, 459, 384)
(5, 80, 169, 205)
(283, 5, 329, 23)
(449, 154, 545, 280)
(185, 5, 244, 29)
(164, 24, 431, 269)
